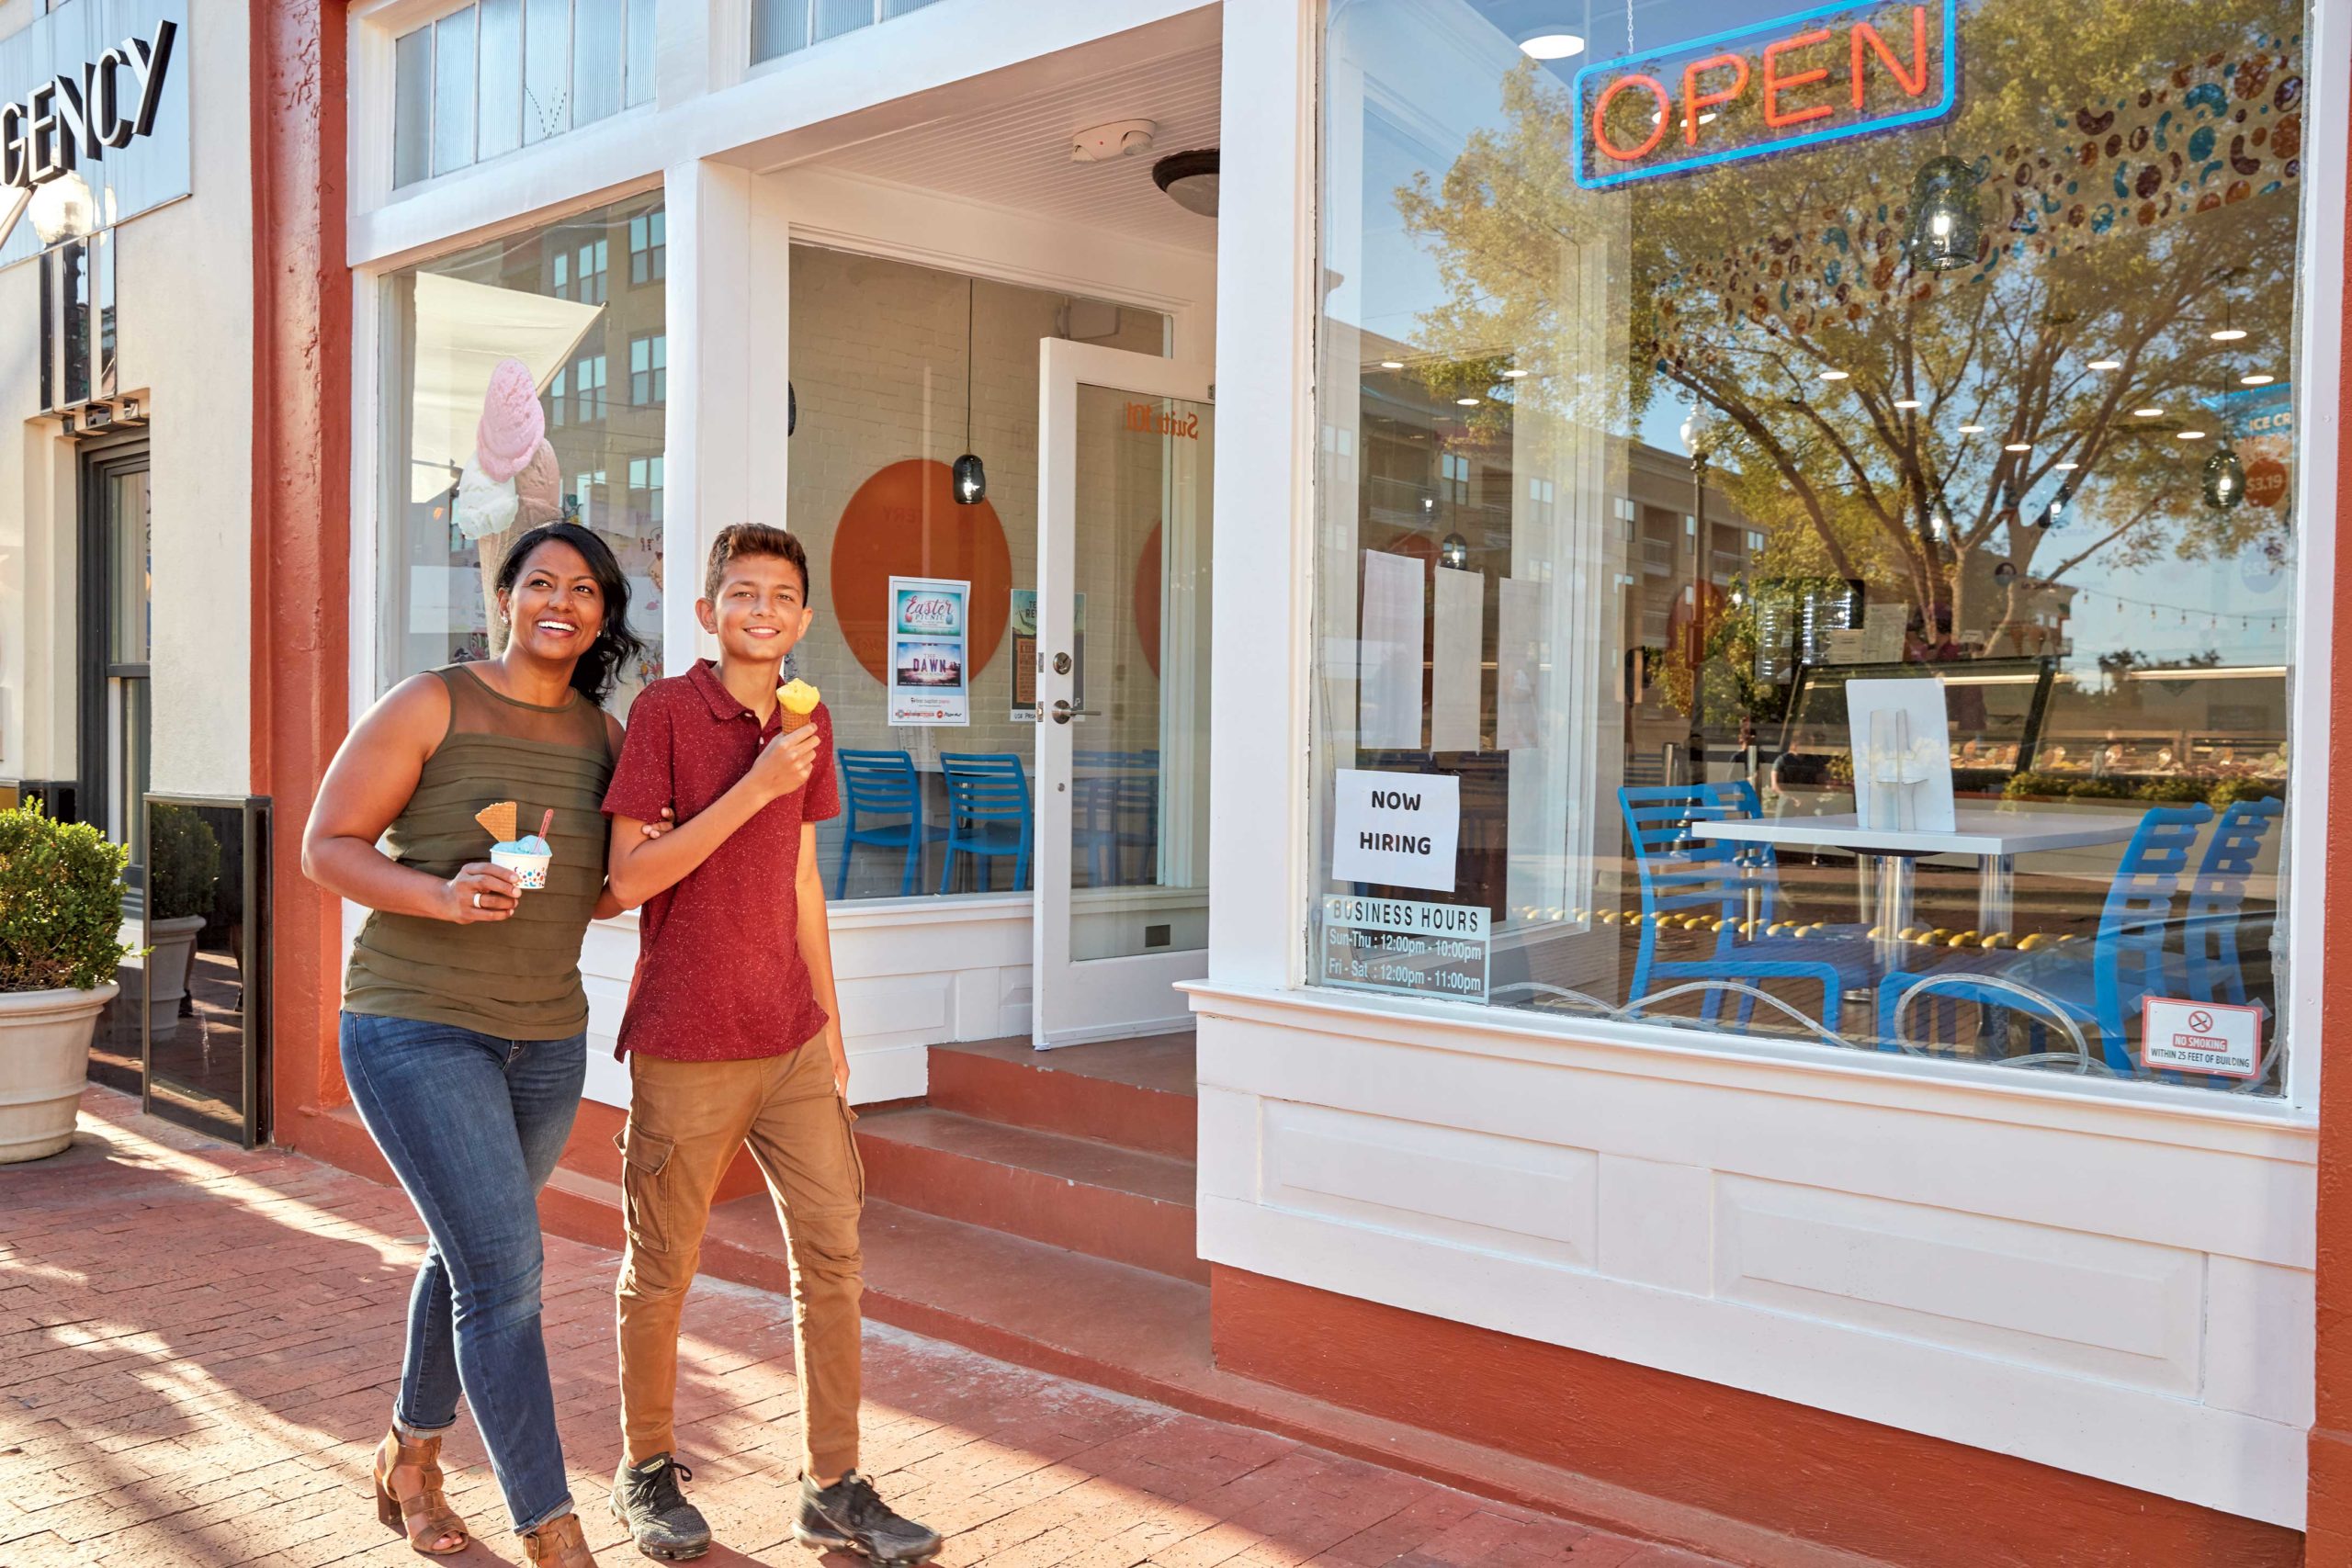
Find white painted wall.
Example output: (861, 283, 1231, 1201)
(0, 4, 253, 799)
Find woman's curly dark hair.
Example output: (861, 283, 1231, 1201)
(492, 522, 647, 705)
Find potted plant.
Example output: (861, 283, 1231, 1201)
(144, 804, 221, 1036)
(0, 803, 133, 1162)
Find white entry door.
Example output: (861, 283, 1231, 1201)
(1033, 341, 1215, 1046)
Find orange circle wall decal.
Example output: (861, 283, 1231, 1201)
(829, 459, 1013, 688)
(1134, 523, 1163, 680)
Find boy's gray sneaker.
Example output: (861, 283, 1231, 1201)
(610, 1452, 710, 1561)
(792, 1471, 941, 1563)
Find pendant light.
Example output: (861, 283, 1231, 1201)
(954, 277, 986, 506)
(2201, 284, 2246, 512)
(1439, 533, 1470, 570)
(1904, 155, 1983, 272)
(2035, 483, 2072, 529)
(1926, 488, 1952, 546)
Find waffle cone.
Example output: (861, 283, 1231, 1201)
(474, 800, 518, 841)
(778, 706, 817, 734)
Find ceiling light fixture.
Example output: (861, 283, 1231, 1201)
(1150, 148, 1219, 217)
(1502, 367, 1531, 378)
(1455, 397, 1481, 407)
(2176, 429, 2207, 441)
(2004, 441, 2031, 452)
(1518, 30, 1587, 60)
(2210, 327, 2247, 342)
(2087, 358, 2122, 370)
(1894, 398, 1921, 409)
(2134, 407, 2165, 418)
(1958, 423, 1984, 434)
(2241, 373, 2276, 386)
(1818, 369, 1849, 381)
(1379, 360, 1404, 369)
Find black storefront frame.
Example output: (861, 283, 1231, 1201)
(75, 434, 151, 867)
(140, 794, 273, 1149)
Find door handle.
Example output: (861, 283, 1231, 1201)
(1050, 700, 1098, 724)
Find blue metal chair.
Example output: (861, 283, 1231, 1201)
(1876, 803, 2212, 1071)
(834, 750, 946, 898)
(2182, 796, 2282, 1009)
(1619, 783, 1876, 1032)
(1072, 775, 1123, 886)
(939, 752, 1032, 893)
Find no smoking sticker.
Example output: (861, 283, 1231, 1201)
(2141, 997, 2263, 1078)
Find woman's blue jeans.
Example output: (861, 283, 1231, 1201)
(339, 1012, 585, 1533)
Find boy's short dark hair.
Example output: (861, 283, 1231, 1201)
(704, 523, 808, 602)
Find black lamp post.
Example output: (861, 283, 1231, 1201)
(1679, 401, 1722, 784)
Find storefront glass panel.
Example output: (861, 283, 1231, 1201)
(378, 195, 667, 716)
(785, 244, 1168, 902)
(1314, 0, 2311, 1095)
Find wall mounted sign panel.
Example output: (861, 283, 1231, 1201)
(0, 0, 187, 268)
(1571, 0, 1957, 191)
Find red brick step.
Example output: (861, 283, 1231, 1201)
(924, 1033, 1197, 1159)
(854, 1105, 1204, 1283)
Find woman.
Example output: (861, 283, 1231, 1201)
(303, 523, 659, 1567)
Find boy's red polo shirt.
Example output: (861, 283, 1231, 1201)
(601, 660, 841, 1061)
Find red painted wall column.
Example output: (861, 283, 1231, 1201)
(2309, 29, 2352, 1553)
(250, 1, 354, 1145)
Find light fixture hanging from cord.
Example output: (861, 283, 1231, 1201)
(954, 277, 986, 506)
(1904, 155, 1983, 272)
(1439, 533, 1470, 570)
(2202, 279, 2246, 512)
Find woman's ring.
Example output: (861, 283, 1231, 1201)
(472, 892, 482, 909)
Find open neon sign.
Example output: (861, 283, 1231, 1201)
(1571, 0, 1958, 190)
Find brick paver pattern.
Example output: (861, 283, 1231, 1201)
(0, 1091, 1719, 1568)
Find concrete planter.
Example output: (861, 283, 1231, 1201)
(145, 914, 208, 1036)
(0, 984, 119, 1163)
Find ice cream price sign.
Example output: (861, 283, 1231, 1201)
(1320, 897, 1489, 1003)
(2141, 998, 2262, 1078)
(888, 575, 969, 726)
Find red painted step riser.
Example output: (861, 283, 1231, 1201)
(856, 1134, 1208, 1284)
(924, 1049, 1197, 1160)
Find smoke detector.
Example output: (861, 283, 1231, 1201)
(1070, 119, 1158, 164)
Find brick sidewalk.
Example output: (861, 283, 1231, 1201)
(0, 1090, 1718, 1568)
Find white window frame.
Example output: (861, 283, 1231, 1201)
(1199, 0, 2346, 1135)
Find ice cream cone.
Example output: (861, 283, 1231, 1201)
(777, 678, 821, 733)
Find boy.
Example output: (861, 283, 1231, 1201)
(600, 524, 939, 1564)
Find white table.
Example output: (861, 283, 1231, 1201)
(1693, 808, 2142, 966)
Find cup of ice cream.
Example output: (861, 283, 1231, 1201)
(476, 802, 554, 891)
(490, 833, 553, 889)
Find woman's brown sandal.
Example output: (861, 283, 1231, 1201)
(371, 1427, 469, 1555)
(523, 1511, 598, 1566)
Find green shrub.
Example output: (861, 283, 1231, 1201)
(148, 804, 222, 922)
(0, 804, 133, 992)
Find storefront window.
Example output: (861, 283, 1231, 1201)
(753, 0, 944, 63)
(1315, 0, 2309, 1095)
(379, 195, 666, 715)
(786, 244, 1169, 900)
(390, 0, 656, 187)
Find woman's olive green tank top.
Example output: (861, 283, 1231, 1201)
(343, 666, 615, 1039)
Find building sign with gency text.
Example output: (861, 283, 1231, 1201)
(0, 0, 187, 267)
(1572, 0, 1958, 190)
